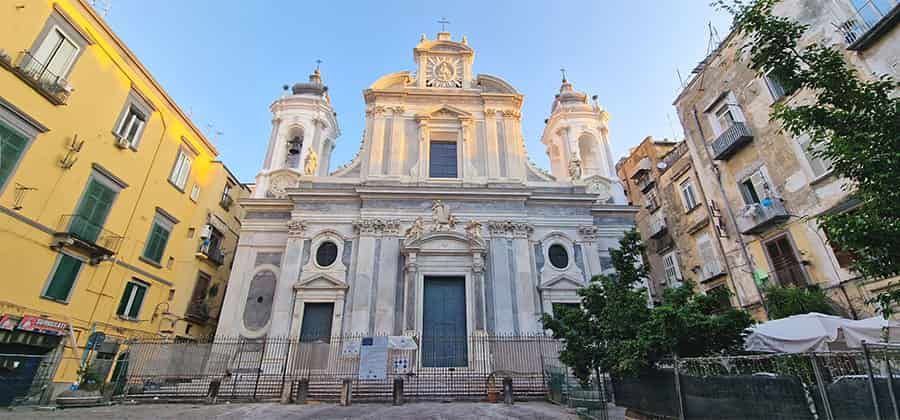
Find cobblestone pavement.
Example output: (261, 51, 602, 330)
(1, 401, 626, 419)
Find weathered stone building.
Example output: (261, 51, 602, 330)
(617, 137, 735, 307)
(673, 0, 898, 319)
(215, 31, 635, 361)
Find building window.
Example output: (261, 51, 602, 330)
(797, 135, 833, 179)
(189, 184, 200, 202)
(315, 241, 339, 267)
(429, 141, 458, 178)
(680, 179, 699, 212)
(168, 148, 193, 191)
(70, 175, 119, 243)
(142, 211, 176, 265)
(645, 188, 660, 212)
(548, 244, 569, 269)
(706, 93, 746, 135)
(220, 182, 234, 210)
(764, 234, 808, 288)
(696, 233, 723, 280)
(852, 0, 897, 27)
(23, 27, 79, 86)
(0, 121, 31, 192)
(738, 168, 772, 205)
(113, 92, 152, 149)
(116, 279, 148, 319)
(43, 253, 83, 301)
(662, 252, 682, 286)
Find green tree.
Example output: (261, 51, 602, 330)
(541, 229, 753, 378)
(763, 285, 836, 319)
(716, 0, 900, 280)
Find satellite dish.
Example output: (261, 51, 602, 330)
(657, 162, 668, 170)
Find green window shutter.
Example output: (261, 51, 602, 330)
(45, 254, 82, 300)
(128, 284, 147, 318)
(73, 179, 116, 242)
(116, 282, 134, 316)
(0, 123, 29, 190)
(143, 222, 170, 263)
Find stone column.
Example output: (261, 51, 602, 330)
(389, 107, 406, 176)
(415, 117, 430, 178)
(374, 237, 400, 333)
(271, 220, 307, 337)
(367, 106, 387, 177)
(349, 234, 377, 334)
(402, 253, 418, 335)
(471, 252, 487, 333)
(512, 235, 540, 333)
(484, 109, 500, 179)
(504, 111, 524, 180)
(262, 117, 282, 170)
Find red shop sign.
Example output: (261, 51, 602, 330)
(16, 315, 68, 336)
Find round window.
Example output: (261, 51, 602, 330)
(315, 241, 339, 267)
(548, 244, 569, 269)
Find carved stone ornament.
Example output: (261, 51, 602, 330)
(583, 175, 613, 202)
(430, 200, 457, 232)
(353, 218, 401, 235)
(286, 220, 307, 235)
(426, 56, 462, 88)
(268, 172, 298, 198)
(304, 150, 318, 175)
(487, 220, 534, 238)
(464, 219, 483, 242)
(568, 158, 582, 180)
(404, 217, 426, 242)
(578, 225, 601, 240)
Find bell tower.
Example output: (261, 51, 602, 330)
(254, 67, 340, 198)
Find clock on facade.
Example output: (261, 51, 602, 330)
(426, 56, 462, 88)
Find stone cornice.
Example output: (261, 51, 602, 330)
(487, 220, 534, 238)
(352, 218, 401, 236)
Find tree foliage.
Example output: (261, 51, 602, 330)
(717, 0, 900, 279)
(541, 229, 753, 379)
(764, 285, 836, 319)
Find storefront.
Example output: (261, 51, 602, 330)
(0, 314, 67, 406)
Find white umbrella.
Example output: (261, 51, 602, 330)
(745, 312, 851, 353)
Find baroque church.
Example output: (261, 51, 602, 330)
(216, 31, 635, 361)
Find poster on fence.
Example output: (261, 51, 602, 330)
(359, 336, 388, 380)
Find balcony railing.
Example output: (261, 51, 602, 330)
(711, 122, 754, 160)
(737, 199, 790, 235)
(0, 51, 72, 105)
(197, 242, 226, 265)
(184, 300, 210, 323)
(51, 214, 123, 263)
(648, 216, 668, 239)
(836, 3, 900, 50)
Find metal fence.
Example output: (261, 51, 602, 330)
(113, 334, 564, 404)
(543, 355, 612, 420)
(614, 342, 900, 420)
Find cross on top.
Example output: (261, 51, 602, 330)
(438, 17, 450, 32)
(560, 67, 568, 82)
(315, 59, 322, 70)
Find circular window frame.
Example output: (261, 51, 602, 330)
(315, 241, 339, 268)
(547, 243, 570, 270)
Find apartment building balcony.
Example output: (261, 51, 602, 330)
(219, 194, 234, 211)
(196, 242, 226, 266)
(711, 122, 754, 161)
(50, 215, 123, 264)
(184, 300, 210, 324)
(0, 50, 72, 105)
(837, 2, 900, 51)
(648, 216, 668, 239)
(737, 199, 790, 235)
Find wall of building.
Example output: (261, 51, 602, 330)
(0, 0, 243, 398)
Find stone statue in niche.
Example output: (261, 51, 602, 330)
(304, 150, 318, 175)
(405, 217, 425, 242)
(568, 158, 582, 180)
(431, 200, 457, 231)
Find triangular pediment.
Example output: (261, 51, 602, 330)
(295, 273, 348, 290)
(420, 105, 472, 119)
(539, 275, 585, 291)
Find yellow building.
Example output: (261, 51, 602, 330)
(0, 0, 246, 404)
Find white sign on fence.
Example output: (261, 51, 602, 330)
(358, 336, 388, 380)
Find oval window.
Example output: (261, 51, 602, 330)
(315, 241, 339, 267)
(243, 270, 276, 331)
(548, 244, 569, 269)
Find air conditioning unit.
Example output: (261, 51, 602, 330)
(114, 135, 131, 149)
(199, 224, 212, 239)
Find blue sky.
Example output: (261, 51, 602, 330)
(102, 1, 731, 183)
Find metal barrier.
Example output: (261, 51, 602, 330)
(115, 334, 563, 404)
(543, 355, 611, 420)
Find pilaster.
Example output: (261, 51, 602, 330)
(388, 107, 406, 176)
(271, 220, 307, 337)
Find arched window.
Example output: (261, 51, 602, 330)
(285, 127, 304, 168)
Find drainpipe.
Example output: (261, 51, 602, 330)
(690, 106, 768, 318)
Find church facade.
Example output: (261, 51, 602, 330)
(216, 31, 635, 351)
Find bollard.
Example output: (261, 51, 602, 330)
(340, 379, 353, 406)
(393, 378, 404, 405)
(206, 379, 221, 404)
(295, 379, 309, 405)
(502, 377, 514, 405)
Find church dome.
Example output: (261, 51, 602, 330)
(551, 77, 591, 113)
(291, 68, 328, 97)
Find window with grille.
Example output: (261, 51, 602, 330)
(429, 141, 458, 178)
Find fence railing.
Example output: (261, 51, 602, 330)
(112, 333, 564, 403)
(616, 343, 900, 420)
